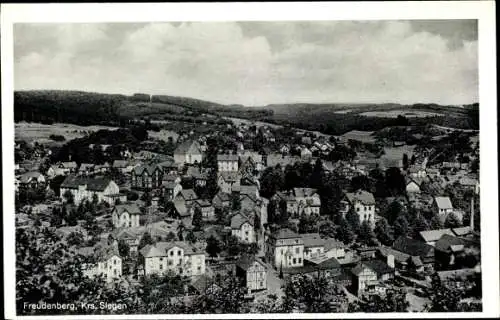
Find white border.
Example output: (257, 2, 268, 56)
(1, 1, 498, 319)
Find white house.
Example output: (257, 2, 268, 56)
(302, 233, 325, 260)
(293, 188, 321, 216)
(236, 256, 267, 292)
(265, 228, 304, 269)
(18, 171, 46, 188)
(79, 245, 122, 283)
(217, 172, 241, 194)
(340, 190, 376, 225)
(60, 175, 121, 205)
(217, 154, 239, 172)
(231, 213, 255, 243)
(174, 140, 203, 165)
(140, 241, 206, 277)
(112, 203, 143, 228)
(433, 196, 454, 220)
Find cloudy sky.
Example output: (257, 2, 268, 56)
(14, 20, 478, 106)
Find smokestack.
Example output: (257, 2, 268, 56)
(470, 197, 474, 231)
(387, 254, 395, 269)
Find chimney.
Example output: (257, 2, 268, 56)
(387, 254, 395, 269)
(470, 197, 474, 231)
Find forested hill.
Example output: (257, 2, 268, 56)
(14, 90, 273, 126)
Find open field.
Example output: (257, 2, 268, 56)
(360, 110, 444, 118)
(15, 122, 118, 144)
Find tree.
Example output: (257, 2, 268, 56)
(350, 175, 371, 193)
(336, 217, 355, 244)
(374, 217, 394, 246)
(176, 222, 186, 241)
(402, 153, 409, 170)
(410, 154, 417, 165)
(310, 158, 325, 189)
(345, 210, 360, 234)
(139, 231, 154, 250)
(192, 206, 203, 231)
(66, 231, 85, 246)
(205, 235, 221, 259)
(298, 214, 319, 234)
(185, 230, 197, 244)
(430, 214, 444, 229)
(259, 166, 284, 199)
(385, 167, 406, 196)
(358, 220, 376, 246)
(385, 200, 405, 225)
(410, 213, 430, 238)
(118, 239, 130, 258)
(282, 273, 341, 313)
(393, 215, 409, 239)
(348, 288, 409, 312)
(444, 212, 462, 228)
(231, 193, 241, 211)
(63, 190, 74, 204)
(165, 231, 177, 242)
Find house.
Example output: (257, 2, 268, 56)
(217, 154, 239, 172)
(174, 140, 203, 165)
(408, 165, 427, 178)
(131, 165, 163, 190)
(79, 245, 122, 283)
(18, 171, 46, 189)
(235, 256, 267, 292)
(212, 191, 232, 209)
(266, 154, 300, 169)
(238, 151, 264, 172)
(280, 144, 290, 154)
(265, 228, 304, 269)
(351, 259, 395, 297)
(239, 185, 260, 198)
(300, 147, 312, 161)
(340, 190, 376, 225)
(112, 203, 143, 228)
(393, 236, 435, 272)
(60, 175, 121, 205)
(434, 234, 466, 270)
(46, 165, 66, 178)
(217, 172, 241, 194)
(293, 188, 321, 216)
(157, 159, 181, 175)
(458, 177, 480, 194)
(324, 238, 347, 260)
(418, 228, 455, 246)
(175, 189, 198, 205)
(59, 161, 78, 174)
(94, 162, 111, 174)
(140, 241, 206, 277)
(302, 233, 325, 260)
(286, 256, 342, 281)
(377, 246, 410, 271)
(193, 200, 215, 221)
(432, 196, 454, 221)
(231, 213, 255, 243)
(187, 168, 208, 187)
(78, 163, 95, 176)
(162, 180, 183, 201)
(405, 177, 423, 194)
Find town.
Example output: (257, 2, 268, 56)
(15, 111, 482, 314)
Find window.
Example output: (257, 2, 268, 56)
(198, 266, 201, 271)
(356, 207, 360, 212)
(168, 260, 173, 266)
(177, 250, 181, 256)
(245, 231, 249, 236)
(281, 249, 284, 255)
(114, 269, 117, 276)
(293, 258, 296, 264)
(295, 247, 300, 254)
(159, 257, 163, 262)
(160, 264, 163, 270)
(104, 263, 107, 268)
(170, 251, 174, 256)
(114, 259, 117, 265)
(298, 258, 302, 263)
(364, 206, 367, 211)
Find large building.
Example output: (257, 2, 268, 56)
(79, 245, 122, 283)
(131, 165, 163, 190)
(60, 175, 121, 205)
(174, 140, 203, 165)
(140, 241, 206, 277)
(340, 190, 376, 225)
(231, 213, 255, 243)
(235, 256, 267, 292)
(265, 228, 304, 269)
(111, 203, 143, 228)
(217, 154, 239, 172)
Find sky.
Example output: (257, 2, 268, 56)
(14, 20, 478, 106)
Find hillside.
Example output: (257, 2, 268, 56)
(14, 90, 479, 135)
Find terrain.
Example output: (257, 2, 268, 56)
(14, 90, 479, 136)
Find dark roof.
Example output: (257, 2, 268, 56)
(364, 259, 394, 275)
(393, 236, 434, 257)
(345, 190, 375, 205)
(174, 140, 201, 155)
(434, 234, 465, 253)
(113, 203, 142, 215)
(60, 175, 113, 191)
(236, 255, 264, 271)
(272, 228, 301, 240)
(231, 213, 252, 229)
(286, 257, 341, 275)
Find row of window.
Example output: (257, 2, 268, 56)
(356, 205, 374, 212)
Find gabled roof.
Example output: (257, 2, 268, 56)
(301, 233, 325, 248)
(112, 160, 129, 168)
(113, 203, 142, 216)
(79, 163, 95, 171)
(60, 175, 113, 191)
(434, 234, 465, 253)
(324, 238, 346, 251)
(293, 187, 318, 198)
(213, 191, 231, 203)
(239, 185, 259, 196)
(236, 255, 265, 271)
(459, 177, 478, 186)
(140, 241, 202, 258)
(378, 246, 410, 263)
(419, 228, 454, 243)
(175, 140, 202, 155)
(231, 213, 253, 229)
(217, 154, 239, 161)
(60, 161, 78, 169)
(434, 196, 453, 210)
(218, 171, 240, 183)
(345, 190, 375, 205)
(19, 171, 43, 183)
(173, 200, 190, 217)
(393, 236, 434, 257)
(78, 244, 120, 262)
(451, 226, 472, 237)
(272, 228, 301, 240)
(352, 259, 393, 276)
(133, 164, 159, 175)
(178, 189, 198, 201)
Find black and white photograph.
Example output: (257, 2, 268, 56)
(2, 2, 498, 319)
